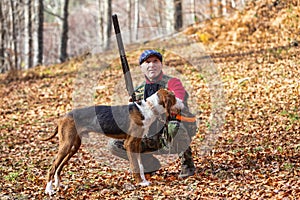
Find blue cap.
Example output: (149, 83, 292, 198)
(139, 50, 163, 65)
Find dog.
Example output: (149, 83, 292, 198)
(39, 89, 184, 196)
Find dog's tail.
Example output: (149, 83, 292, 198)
(38, 126, 58, 141)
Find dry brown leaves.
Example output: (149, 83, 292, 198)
(1, 0, 299, 199)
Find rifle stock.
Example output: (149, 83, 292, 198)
(112, 14, 136, 102)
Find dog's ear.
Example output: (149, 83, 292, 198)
(158, 89, 176, 119)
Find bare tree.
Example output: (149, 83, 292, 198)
(60, 0, 69, 62)
(174, 0, 183, 31)
(24, 0, 33, 69)
(98, 0, 111, 50)
(153, 0, 162, 30)
(210, 0, 220, 17)
(133, 0, 139, 40)
(165, 0, 183, 33)
(98, 0, 104, 47)
(0, 0, 249, 72)
(34, 0, 44, 66)
(10, 0, 18, 70)
(127, 0, 132, 42)
(183, 0, 196, 25)
(165, 0, 175, 33)
(24, 0, 43, 69)
(0, 1, 5, 69)
(221, 0, 227, 16)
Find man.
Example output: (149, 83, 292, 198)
(108, 49, 196, 178)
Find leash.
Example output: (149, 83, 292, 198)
(175, 115, 196, 123)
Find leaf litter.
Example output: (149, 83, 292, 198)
(0, 0, 299, 199)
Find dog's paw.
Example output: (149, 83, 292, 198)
(138, 180, 151, 187)
(123, 183, 136, 190)
(45, 181, 55, 196)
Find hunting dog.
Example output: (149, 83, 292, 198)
(40, 89, 184, 195)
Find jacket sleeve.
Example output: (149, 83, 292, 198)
(167, 78, 186, 101)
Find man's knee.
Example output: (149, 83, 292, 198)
(172, 129, 191, 153)
(107, 139, 128, 160)
(160, 122, 192, 154)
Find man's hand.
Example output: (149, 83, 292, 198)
(170, 107, 181, 115)
(128, 96, 141, 104)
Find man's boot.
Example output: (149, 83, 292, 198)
(179, 147, 195, 178)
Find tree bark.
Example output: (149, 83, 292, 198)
(24, 0, 33, 69)
(174, 0, 183, 31)
(60, 0, 69, 62)
(133, 0, 139, 40)
(210, 0, 219, 18)
(184, 0, 195, 25)
(103, 0, 111, 50)
(98, 0, 111, 50)
(221, 0, 227, 16)
(98, 0, 104, 47)
(127, 0, 132, 42)
(10, 0, 18, 70)
(36, 0, 43, 65)
(165, 0, 175, 33)
(0, 1, 5, 68)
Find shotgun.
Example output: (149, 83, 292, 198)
(112, 14, 136, 102)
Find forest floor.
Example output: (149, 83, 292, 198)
(1, 0, 299, 199)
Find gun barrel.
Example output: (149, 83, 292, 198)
(112, 14, 136, 101)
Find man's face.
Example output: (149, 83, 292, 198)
(140, 55, 163, 81)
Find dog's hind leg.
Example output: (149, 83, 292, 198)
(45, 146, 69, 195)
(45, 141, 72, 195)
(54, 135, 81, 189)
(45, 125, 76, 195)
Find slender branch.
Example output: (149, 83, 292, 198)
(43, 8, 63, 20)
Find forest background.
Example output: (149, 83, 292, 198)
(0, 0, 299, 199)
(0, 0, 246, 71)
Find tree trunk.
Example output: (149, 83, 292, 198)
(0, 1, 5, 69)
(127, 0, 132, 42)
(221, 0, 227, 16)
(10, 0, 18, 70)
(35, 0, 43, 66)
(103, 0, 111, 50)
(231, 0, 236, 8)
(24, 0, 33, 69)
(153, 0, 162, 33)
(165, 0, 175, 33)
(133, 0, 139, 40)
(60, 0, 69, 62)
(184, 0, 195, 25)
(97, 0, 111, 50)
(98, 0, 104, 47)
(174, 0, 182, 31)
(210, 0, 219, 18)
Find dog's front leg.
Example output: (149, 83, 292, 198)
(124, 136, 142, 183)
(45, 180, 54, 196)
(137, 154, 151, 186)
(124, 137, 150, 186)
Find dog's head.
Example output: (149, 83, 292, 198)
(156, 89, 184, 118)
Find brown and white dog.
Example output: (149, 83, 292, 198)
(40, 89, 184, 195)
